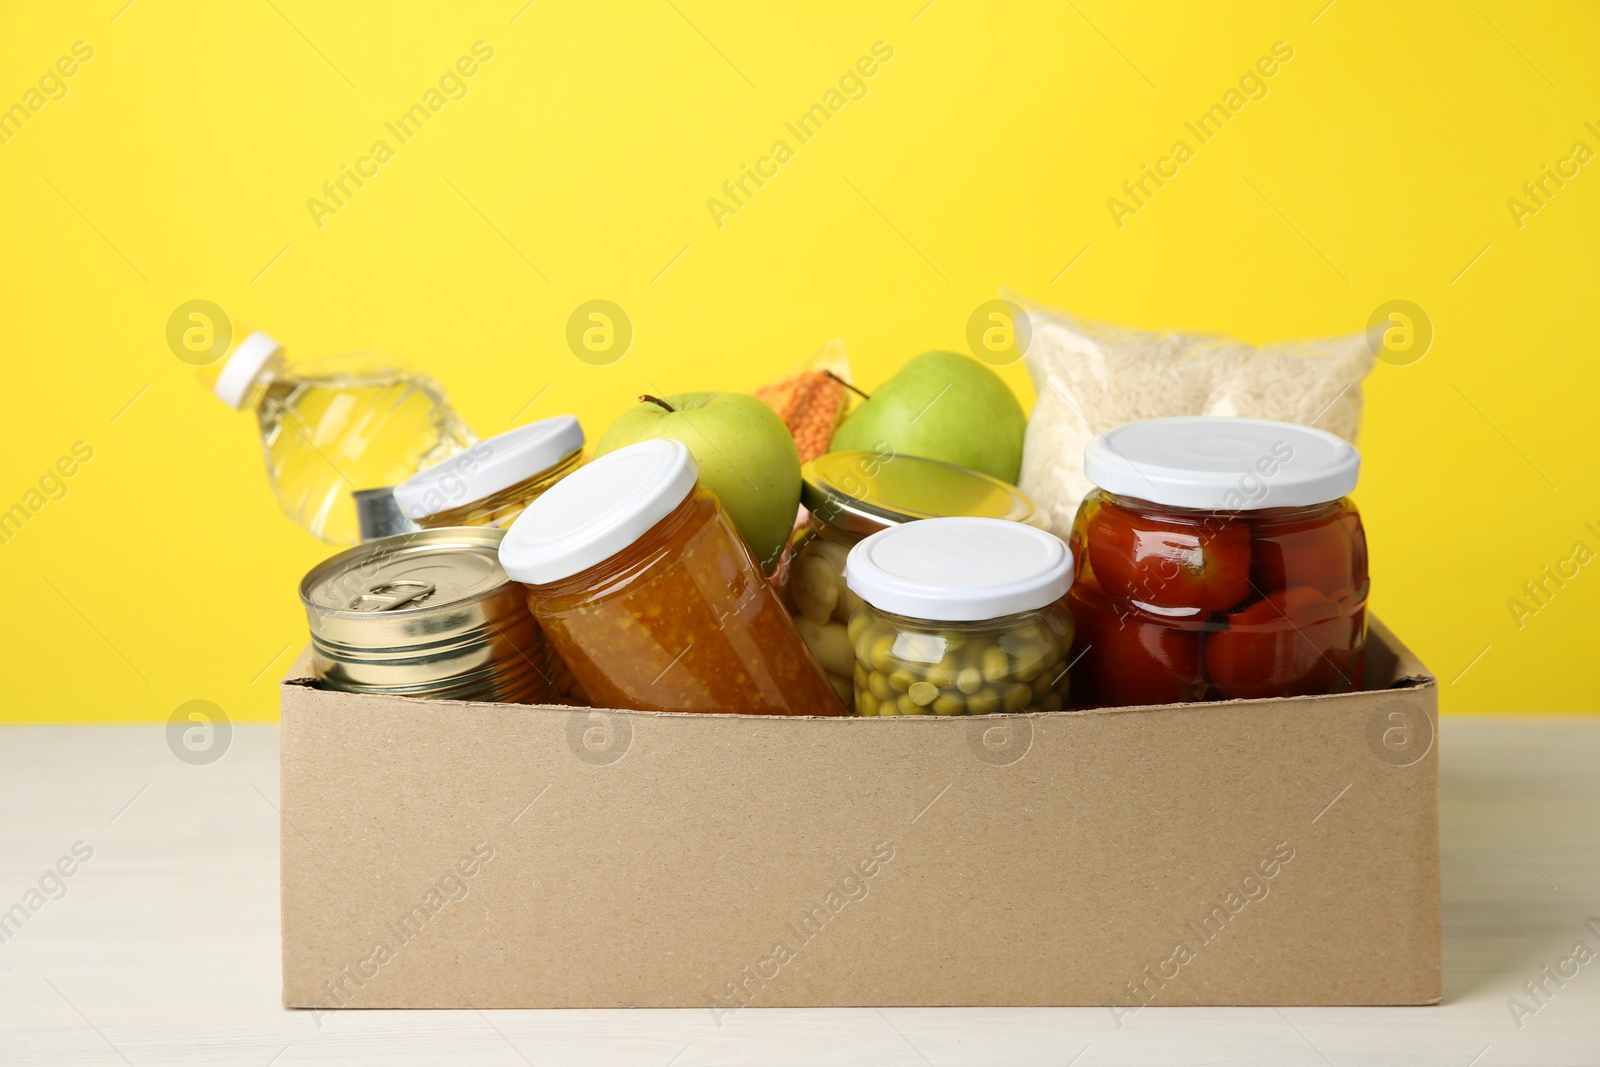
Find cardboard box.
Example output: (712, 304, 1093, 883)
(280, 615, 1439, 1011)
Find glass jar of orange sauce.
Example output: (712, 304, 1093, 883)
(1068, 417, 1368, 707)
(498, 439, 846, 716)
(394, 415, 585, 530)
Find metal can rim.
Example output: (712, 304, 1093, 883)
(298, 526, 511, 620)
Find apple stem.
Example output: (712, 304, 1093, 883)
(639, 394, 677, 413)
(824, 370, 871, 401)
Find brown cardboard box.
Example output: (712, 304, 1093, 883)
(280, 615, 1439, 1012)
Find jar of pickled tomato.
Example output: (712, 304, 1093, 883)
(395, 415, 585, 530)
(844, 517, 1075, 716)
(1067, 417, 1368, 707)
(780, 450, 1038, 709)
(498, 439, 846, 716)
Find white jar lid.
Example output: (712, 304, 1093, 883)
(1084, 417, 1360, 511)
(499, 438, 698, 585)
(845, 517, 1073, 622)
(395, 415, 584, 520)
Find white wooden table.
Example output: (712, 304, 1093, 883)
(1, 718, 1595, 1066)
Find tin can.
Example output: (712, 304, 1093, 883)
(298, 526, 557, 703)
(352, 487, 418, 542)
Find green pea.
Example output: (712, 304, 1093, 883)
(856, 690, 878, 717)
(956, 666, 983, 694)
(908, 681, 939, 706)
(869, 671, 893, 702)
(932, 693, 966, 716)
(967, 688, 1001, 715)
(897, 693, 920, 715)
(1015, 653, 1048, 682)
(869, 634, 896, 673)
(847, 612, 870, 643)
(980, 645, 1010, 682)
(888, 668, 916, 693)
(854, 630, 875, 668)
(925, 654, 959, 688)
(1001, 682, 1031, 711)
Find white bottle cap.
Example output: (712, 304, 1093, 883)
(213, 331, 284, 409)
(1084, 417, 1360, 511)
(394, 415, 585, 521)
(845, 517, 1073, 622)
(499, 438, 698, 585)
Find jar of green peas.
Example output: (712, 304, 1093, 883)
(843, 517, 1075, 716)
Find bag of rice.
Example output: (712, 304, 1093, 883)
(1012, 297, 1376, 539)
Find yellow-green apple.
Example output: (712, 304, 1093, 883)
(595, 392, 801, 573)
(828, 351, 1026, 483)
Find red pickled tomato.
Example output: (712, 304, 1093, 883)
(1206, 587, 1356, 701)
(1250, 511, 1367, 600)
(1086, 502, 1251, 612)
(1073, 603, 1202, 707)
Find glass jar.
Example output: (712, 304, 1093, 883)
(396, 414, 589, 703)
(780, 450, 1039, 709)
(498, 439, 846, 716)
(395, 415, 585, 530)
(1067, 417, 1369, 707)
(843, 517, 1075, 716)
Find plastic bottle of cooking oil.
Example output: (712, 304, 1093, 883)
(201, 330, 475, 545)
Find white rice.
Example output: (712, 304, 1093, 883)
(1013, 299, 1375, 539)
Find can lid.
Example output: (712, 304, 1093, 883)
(300, 527, 508, 615)
(500, 438, 698, 585)
(801, 451, 1037, 536)
(394, 415, 585, 521)
(213, 331, 283, 409)
(1084, 417, 1360, 511)
(845, 517, 1073, 622)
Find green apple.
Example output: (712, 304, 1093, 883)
(829, 351, 1026, 483)
(595, 392, 801, 573)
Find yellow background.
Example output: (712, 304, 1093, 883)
(1, 0, 1595, 722)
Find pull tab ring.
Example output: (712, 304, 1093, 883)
(349, 579, 436, 612)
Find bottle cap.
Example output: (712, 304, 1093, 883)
(213, 331, 284, 409)
(845, 517, 1073, 622)
(500, 439, 698, 585)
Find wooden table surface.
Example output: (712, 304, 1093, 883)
(1, 718, 1596, 1066)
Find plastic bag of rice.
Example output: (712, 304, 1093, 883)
(1013, 298, 1376, 540)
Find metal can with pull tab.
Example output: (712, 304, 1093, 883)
(297, 526, 557, 703)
